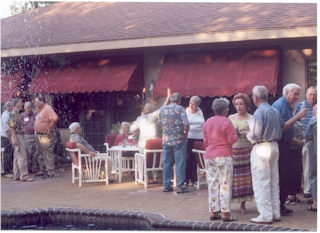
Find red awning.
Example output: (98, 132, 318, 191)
(1, 73, 21, 103)
(28, 60, 143, 94)
(153, 50, 280, 98)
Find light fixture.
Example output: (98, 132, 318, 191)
(302, 49, 313, 56)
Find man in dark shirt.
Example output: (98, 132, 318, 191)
(7, 98, 33, 182)
(20, 102, 38, 174)
(272, 83, 307, 216)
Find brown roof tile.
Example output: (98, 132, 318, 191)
(1, 2, 317, 50)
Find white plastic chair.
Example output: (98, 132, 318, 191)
(104, 142, 117, 174)
(192, 142, 207, 189)
(1, 148, 4, 174)
(134, 138, 176, 188)
(66, 142, 109, 187)
(135, 148, 163, 188)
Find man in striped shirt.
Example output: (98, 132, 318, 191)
(294, 86, 317, 199)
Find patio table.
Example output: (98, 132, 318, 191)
(108, 146, 140, 183)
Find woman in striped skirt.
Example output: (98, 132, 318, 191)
(228, 93, 254, 214)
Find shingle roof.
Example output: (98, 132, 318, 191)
(1, 2, 317, 50)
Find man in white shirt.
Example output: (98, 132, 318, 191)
(1, 101, 14, 177)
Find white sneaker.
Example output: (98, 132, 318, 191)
(273, 215, 281, 222)
(251, 216, 273, 224)
(4, 174, 13, 178)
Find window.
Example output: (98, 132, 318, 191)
(307, 60, 317, 88)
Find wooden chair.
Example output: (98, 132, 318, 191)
(135, 138, 163, 188)
(192, 141, 206, 189)
(65, 142, 109, 187)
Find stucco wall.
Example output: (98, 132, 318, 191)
(143, 53, 166, 109)
(283, 50, 310, 103)
(282, 42, 317, 103)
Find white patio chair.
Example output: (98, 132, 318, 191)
(1, 148, 4, 174)
(192, 141, 207, 189)
(135, 148, 163, 188)
(134, 138, 176, 188)
(65, 142, 109, 187)
(104, 135, 118, 173)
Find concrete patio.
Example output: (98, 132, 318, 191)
(1, 166, 317, 231)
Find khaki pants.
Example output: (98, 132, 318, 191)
(37, 131, 56, 176)
(25, 134, 39, 174)
(302, 143, 311, 194)
(12, 134, 29, 181)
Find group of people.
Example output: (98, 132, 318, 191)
(115, 83, 317, 224)
(201, 84, 317, 223)
(1, 95, 59, 181)
(1, 83, 316, 225)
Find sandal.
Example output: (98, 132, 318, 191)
(210, 214, 221, 220)
(307, 205, 317, 212)
(222, 215, 238, 222)
(285, 196, 301, 205)
(285, 199, 296, 205)
(293, 196, 301, 203)
(240, 208, 248, 214)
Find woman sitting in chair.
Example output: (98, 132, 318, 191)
(114, 122, 136, 176)
(114, 122, 135, 147)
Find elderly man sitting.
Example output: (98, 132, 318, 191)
(68, 122, 114, 183)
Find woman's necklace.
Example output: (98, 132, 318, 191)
(234, 112, 249, 120)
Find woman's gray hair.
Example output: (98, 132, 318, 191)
(212, 98, 229, 115)
(282, 83, 301, 96)
(190, 96, 201, 106)
(252, 85, 268, 100)
(4, 101, 12, 109)
(120, 121, 131, 134)
(143, 103, 155, 115)
(69, 122, 80, 133)
(170, 93, 181, 103)
(24, 101, 32, 108)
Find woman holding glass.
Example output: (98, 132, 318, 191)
(228, 93, 254, 214)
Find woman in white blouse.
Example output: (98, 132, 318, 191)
(185, 96, 205, 186)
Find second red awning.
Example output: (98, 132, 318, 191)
(153, 50, 281, 98)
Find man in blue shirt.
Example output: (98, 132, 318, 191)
(294, 86, 317, 198)
(245, 85, 282, 224)
(272, 83, 306, 216)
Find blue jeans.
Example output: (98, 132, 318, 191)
(162, 140, 187, 189)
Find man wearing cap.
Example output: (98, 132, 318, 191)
(34, 94, 59, 178)
(69, 122, 114, 183)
